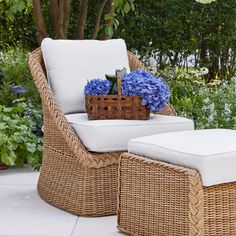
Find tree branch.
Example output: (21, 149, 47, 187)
(92, 0, 108, 39)
(32, 0, 47, 44)
(76, 0, 88, 39)
(63, 0, 71, 36)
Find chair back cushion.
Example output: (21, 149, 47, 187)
(41, 38, 130, 114)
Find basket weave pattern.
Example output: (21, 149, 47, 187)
(85, 69, 151, 120)
(28, 48, 177, 216)
(85, 95, 150, 120)
(118, 153, 236, 236)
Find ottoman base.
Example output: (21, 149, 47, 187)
(118, 153, 236, 236)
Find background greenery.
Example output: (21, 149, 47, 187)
(1, 0, 236, 80)
(0, 0, 236, 169)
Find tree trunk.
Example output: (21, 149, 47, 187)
(63, 0, 70, 37)
(92, 0, 108, 39)
(76, 0, 88, 39)
(32, 0, 47, 44)
(199, 39, 208, 67)
(49, 0, 66, 39)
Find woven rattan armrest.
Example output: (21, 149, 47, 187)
(28, 48, 121, 168)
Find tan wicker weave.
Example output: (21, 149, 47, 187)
(118, 153, 236, 236)
(28, 48, 176, 216)
(85, 95, 150, 120)
(85, 69, 150, 120)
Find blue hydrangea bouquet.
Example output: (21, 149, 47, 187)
(84, 68, 170, 120)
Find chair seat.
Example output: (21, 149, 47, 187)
(65, 113, 194, 152)
(128, 129, 236, 186)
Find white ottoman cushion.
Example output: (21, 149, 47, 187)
(66, 114, 194, 152)
(41, 38, 130, 114)
(128, 129, 236, 186)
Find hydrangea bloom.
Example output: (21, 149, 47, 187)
(122, 68, 170, 112)
(84, 79, 111, 96)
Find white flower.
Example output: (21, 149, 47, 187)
(231, 76, 236, 94)
(203, 97, 210, 104)
(207, 114, 214, 123)
(199, 67, 209, 75)
(195, 0, 216, 4)
(208, 103, 215, 112)
(224, 103, 231, 116)
(148, 57, 157, 68)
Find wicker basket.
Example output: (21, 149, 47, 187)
(85, 71, 150, 120)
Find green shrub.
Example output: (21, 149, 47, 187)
(0, 48, 40, 106)
(0, 98, 42, 170)
(0, 48, 43, 170)
(155, 67, 236, 129)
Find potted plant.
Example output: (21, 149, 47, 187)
(0, 162, 8, 170)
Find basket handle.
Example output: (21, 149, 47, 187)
(116, 70, 122, 96)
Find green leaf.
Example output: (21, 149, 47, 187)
(0, 133, 8, 145)
(129, 1, 135, 11)
(104, 14, 111, 21)
(113, 19, 119, 29)
(26, 143, 36, 153)
(0, 123, 7, 130)
(114, 0, 123, 7)
(12, 132, 26, 143)
(105, 74, 118, 95)
(105, 74, 117, 81)
(1, 151, 17, 166)
(107, 27, 114, 38)
(124, 2, 131, 14)
(3, 107, 13, 113)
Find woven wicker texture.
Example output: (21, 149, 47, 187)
(86, 69, 150, 120)
(118, 153, 236, 236)
(28, 48, 176, 216)
(85, 95, 150, 120)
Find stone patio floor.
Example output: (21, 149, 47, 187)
(0, 166, 124, 236)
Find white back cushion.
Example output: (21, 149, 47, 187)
(41, 38, 130, 114)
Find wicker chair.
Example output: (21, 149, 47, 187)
(28, 48, 176, 216)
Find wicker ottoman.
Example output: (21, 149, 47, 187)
(118, 129, 236, 236)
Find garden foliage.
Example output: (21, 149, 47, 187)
(1, 0, 236, 169)
(1, 0, 236, 80)
(0, 98, 42, 170)
(116, 0, 236, 81)
(156, 67, 236, 129)
(0, 48, 40, 105)
(0, 49, 43, 169)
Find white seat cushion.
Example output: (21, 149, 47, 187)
(128, 129, 236, 186)
(41, 38, 130, 114)
(65, 113, 194, 153)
